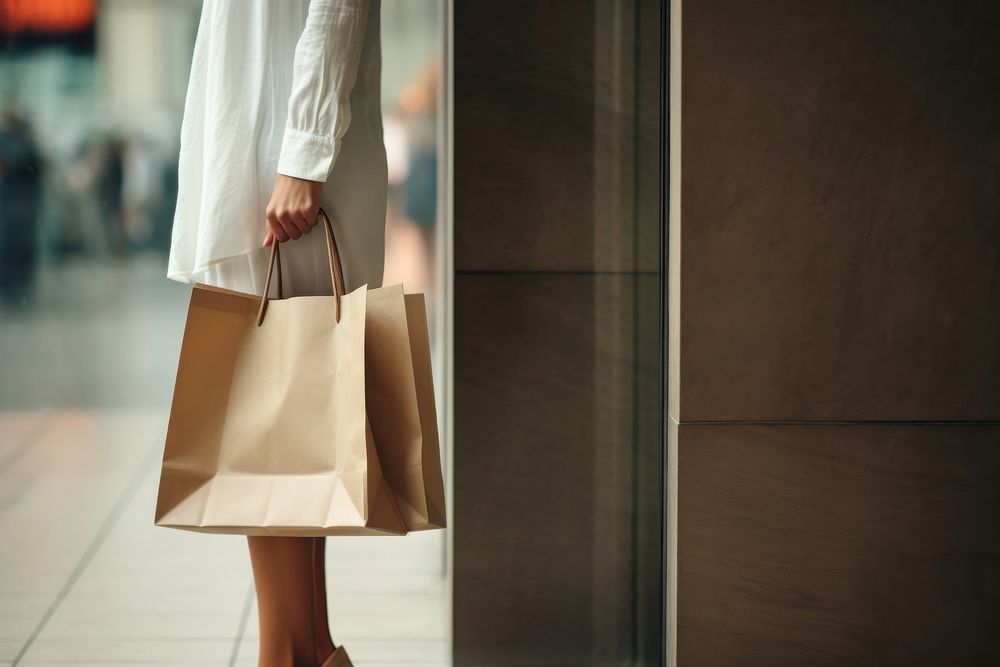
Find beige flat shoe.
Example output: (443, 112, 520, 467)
(320, 644, 353, 667)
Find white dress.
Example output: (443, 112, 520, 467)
(166, 0, 386, 297)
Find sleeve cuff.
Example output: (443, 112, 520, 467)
(275, 127, 341, 182)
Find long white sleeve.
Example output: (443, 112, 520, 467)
(276, 0, 370, 182)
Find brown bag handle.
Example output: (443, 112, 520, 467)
(256, 206, 346, 327)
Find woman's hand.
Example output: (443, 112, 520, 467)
(263, 174, 323, 246)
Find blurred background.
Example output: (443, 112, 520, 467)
(1, 0, 449, 664)
(0, 0, 446, 404)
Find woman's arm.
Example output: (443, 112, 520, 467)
(264, 0, 370, 246)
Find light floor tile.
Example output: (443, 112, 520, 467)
(0, 411, 163, 661)
(41, 464, 250, 643)
(4, 408, 448, 663)
(0, 411, 49, 457)
(18, 637, 232, 663)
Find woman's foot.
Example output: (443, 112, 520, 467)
(320, 644, 353, 667)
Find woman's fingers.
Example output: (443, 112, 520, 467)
(281, 219, 302, 240)
(303, 206, 319, 227)
(291, 210, 315, 236)
(264, 206, 306, 240)
(284, 208, 313, 238)
(264, 174, 323, 243)
(268, 207, 314, 241)
(276, 211, 302, 240)
(265, 208, 289, 242)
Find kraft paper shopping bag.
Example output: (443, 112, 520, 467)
(365, 286, 447, 531)
(154, 211, 405, 536)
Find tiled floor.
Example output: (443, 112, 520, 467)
(0, 254, 449, 666)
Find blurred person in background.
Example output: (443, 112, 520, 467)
(0, 106, 44, 308)
(94, 133, 126, 256)
(381, 53, 439, 295)
(400, 54, 439, 257)
(120, 134, 161, 251)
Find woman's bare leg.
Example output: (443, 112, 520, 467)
(312, 536, 337, 664)
(248, 535, 322, 667)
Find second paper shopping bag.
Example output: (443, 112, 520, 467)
(366, 285, 447, 531)
(154, 211, 405, 536)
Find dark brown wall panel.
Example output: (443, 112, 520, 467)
(677, 423, 1000, 665)
(679, 0, 1000, 421)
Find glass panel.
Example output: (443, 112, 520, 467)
(450, 0, 665, 664)
(592, 2, 666, 663)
